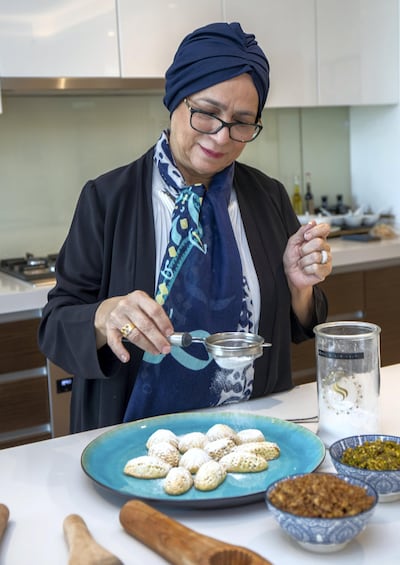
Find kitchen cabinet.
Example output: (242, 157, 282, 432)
(0, 310, 71, 449)
(0, 312, 51, 449)
(291, 264, 400, 384)
(364, 265, 400, 366)
(224, 0, 318, 107)
(317, 0, 398, 105)
(225, 0, 398, 108)
(0, 0, 119, 77)
(118, 0, 223, 78)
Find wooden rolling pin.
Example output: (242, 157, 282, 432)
(63, 514, 123, 565)
(0, 504, 9, 542)
(120, 499, 273, 565)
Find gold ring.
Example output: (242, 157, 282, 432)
(321, 249, 328, 265)
(120, 322, 135, 338)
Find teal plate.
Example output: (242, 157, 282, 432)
(81, 411, 325, 508)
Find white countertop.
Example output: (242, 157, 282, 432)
(1, 237, 399, 316)
(0, 272, 53, 316)
(0, 364, 399, 565)
(328, 235, 400, 272)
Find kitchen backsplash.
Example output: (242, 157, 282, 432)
(0, 94, 351, 256)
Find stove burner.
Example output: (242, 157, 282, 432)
(0, 253, 58, 284)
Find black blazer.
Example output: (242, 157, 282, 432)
(38, 147, 327, 432)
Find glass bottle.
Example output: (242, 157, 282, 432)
(316, 196, 329, 215)
(336, 194, 349, 215)
(320, 195, 328, 211)
(291, 175, 303, 215)
(304, 172, 315, 214)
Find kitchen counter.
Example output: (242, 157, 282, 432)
(0, 272, 53, 317)
(1, 236, 399, 316)
(0, 364, 399, 565)
(328, 235, 400, 273)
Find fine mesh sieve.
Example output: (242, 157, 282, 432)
(168, 331, 272, 369)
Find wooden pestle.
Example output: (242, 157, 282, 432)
(63, 514, 123, 565)
(120, 499, 273, 565)
(0, 504, 9, 542)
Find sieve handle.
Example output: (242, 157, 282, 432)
(167, 332, 201, 348)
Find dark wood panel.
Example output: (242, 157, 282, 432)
(291, 266, 400, 385)
(291, 339, 316, 385)
(319, 271, 364, 317)
(0, 376, 50, 432)
(365, 266, 400, 366)
(0, 318, 46, 373)
(291, 272, 365, 385)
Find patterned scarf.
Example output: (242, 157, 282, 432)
(123, 132, 254, 421)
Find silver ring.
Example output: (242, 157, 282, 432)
(120, 322, 135, 338)
(321, 249, 328, 265)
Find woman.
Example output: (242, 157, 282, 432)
(38, 22, 332, 433)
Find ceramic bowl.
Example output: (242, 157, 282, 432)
(329, 214, 346, 226)
(343, 213, 364, 228)
(362, 213, 380, 227)
(265, 472, 377, 553)
(329, 434, 400, 502)
(297, 213, 332, 226)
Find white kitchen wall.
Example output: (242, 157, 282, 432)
(350, 104, 400, 223)
(0, 94, 350, 257)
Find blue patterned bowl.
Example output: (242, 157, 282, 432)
(329, 434, 400, 502)
(265, 473, 377, 553)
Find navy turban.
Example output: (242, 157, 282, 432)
(163, 22, 270, 120)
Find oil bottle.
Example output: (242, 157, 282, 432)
(291, 175, 303, 215)
(304, 172, 315, 214)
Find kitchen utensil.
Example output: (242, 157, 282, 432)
(0, 504, 9, 542)
(168, 331, 271, 369)
(120, 499, 272, 565)
(319, 207, 332, 216)
(63, 514, 122, 565)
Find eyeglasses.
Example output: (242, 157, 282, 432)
(184, 98, 263, 143)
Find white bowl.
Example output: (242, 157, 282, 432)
(343, 214, 364, 228)
(297, 214, 332, 226)
(330, 215, 346, 227)
(362, 214, 380, 227)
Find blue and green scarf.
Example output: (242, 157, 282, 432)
(123, 133, 254, 421)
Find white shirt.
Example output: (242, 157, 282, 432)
(151, 162, 261, 332)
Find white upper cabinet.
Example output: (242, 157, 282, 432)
(0, 0, 397, 105)
(317, 0, 398, 105)
(0, 0, 119, 77)
(225, 0, 399, 108)
(117, 0, 223, 78)
(224, 0, 318, 108)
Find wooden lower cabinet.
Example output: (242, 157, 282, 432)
(365, 266, 400, 367)
(291, 265, 400, 385)
(0, 374, 50, 433)
(0, 313, 51, 449)
(0, 317, 45, 373)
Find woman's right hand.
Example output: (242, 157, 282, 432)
(94, 290, 174, 363)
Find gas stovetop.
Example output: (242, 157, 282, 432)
(0, 253, 58, 285)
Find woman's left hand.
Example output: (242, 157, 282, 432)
(283, 221, 332, 289)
